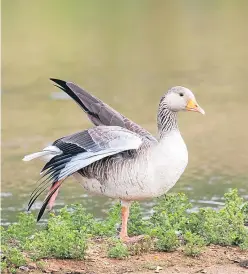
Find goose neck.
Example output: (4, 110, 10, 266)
(157, 104, 178, 139)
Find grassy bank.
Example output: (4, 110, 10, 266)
(1, 189, 248, 273)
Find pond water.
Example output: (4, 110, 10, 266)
(2, 0, 248, 225)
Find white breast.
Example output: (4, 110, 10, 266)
(150, 130, 188, 194)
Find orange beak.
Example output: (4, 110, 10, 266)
(186, 99, 205, 115)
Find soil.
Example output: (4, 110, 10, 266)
(23, 243, 248, 274)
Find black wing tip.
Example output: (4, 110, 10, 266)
(50, 78, 68, 88)
(36, 184, 61, 222)
(37, 212, 43, 222)
(50, 77, 65, 82)
(50, 78, 91, 113)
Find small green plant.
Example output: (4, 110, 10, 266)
(151, 193, 192, 231)
(143, 263, 157, 270)
(26, 213, 88, 259)
(58, 204, 96, 234)
(1, 245, 26, 270)
(186, 189, 248, 247)
(241, 202, 248, 225)
(1, 213, 34, 272)
(183, 231, 205, 256)
(107, 240, 129, 259)
(128, 235, 153, 255)
(128, 202, 150, 236)
(2, 212, 36, 246)
(36, 261, 46, 271)
(156, 229, 180, 252)
(0, 261, 7, 272)
(239, 233, 248, 250)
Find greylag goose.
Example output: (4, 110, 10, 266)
(23, 79, 205, 242)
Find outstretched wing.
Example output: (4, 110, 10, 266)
(43, 126, 143, 180)
(28, 126, 143, 218)
(50, 78, 157, 143)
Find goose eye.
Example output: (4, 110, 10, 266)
(179, 93, 184, 97)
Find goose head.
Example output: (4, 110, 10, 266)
(163, 86, 205, 114)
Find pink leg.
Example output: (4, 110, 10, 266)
(46, 181, 61, 211)
(119, 201, 145, 243)
(120, 205, 130, 241)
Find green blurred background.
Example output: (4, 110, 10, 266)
(2, 0, 248, 224)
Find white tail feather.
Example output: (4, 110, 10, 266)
(23, 151, 51, 161)
(22, 146, 62, 162)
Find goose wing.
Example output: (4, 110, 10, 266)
(50, 78, 157, 143)
(42, 126, 143, 181)
(28, 126, 143, 217)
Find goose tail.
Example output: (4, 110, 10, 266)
(23, 146, 62, 162)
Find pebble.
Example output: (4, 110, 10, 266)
(155, 266, 163, 273)
(19, 266, 29, 271)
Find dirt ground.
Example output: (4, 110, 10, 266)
(23, 244, 248, 274)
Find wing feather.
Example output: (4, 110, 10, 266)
(50, 78, 157, 143)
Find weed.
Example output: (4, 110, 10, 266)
(2, 213, 36, 246)
(0, 261, 7, 272)
(25, 213, 87, 259)
(36, 261, 46, 271)
(128, 235, 153, 255)
(143, 263, 157, 270)
(183, 231, 205, 256)
(186, 189, 248, 247)
(1, 214, 33, 272)
(239, 231, 248, 250)
(155, 229, 180, 252)
(1, 245, 26, 270)
(59, 204, 96, 234)
(241, 201, 248, 225)
(107, 240, 129, 259)
(128, 202, 150, 236)
(151, 193, 192, 231)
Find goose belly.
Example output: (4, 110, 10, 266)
(73, 162, 154, 200)
(73, 135, 188, 200)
